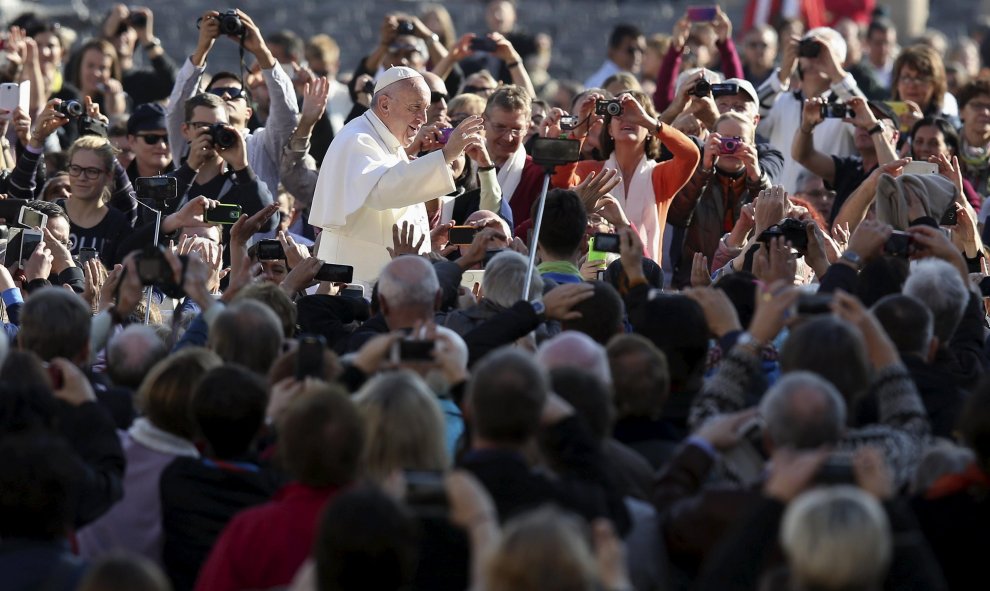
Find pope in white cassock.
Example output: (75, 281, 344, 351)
(309, 66, 486, 283)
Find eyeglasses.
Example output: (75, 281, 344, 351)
(67, 164, 107, 180)
(489, 122, 526, 138)
(137, 133, 168, 145)
(966, 101, 990, 113)
(899, 75, 932, 86)
(208, 86, 245, 100)
(430, 91, 448, 104)
(187, 121, 215, 129)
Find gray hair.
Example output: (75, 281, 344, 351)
(759, 371, 846, 449)
(482, 251, 542, 307)
(107, 325, 167, 389)
(912, 442, 976, 495)
(782, 486, 891, 591)
(378, 256, 440, 310)
(903, 258, 968, 343)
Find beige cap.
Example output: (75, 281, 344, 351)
(374, 66, 424, 94)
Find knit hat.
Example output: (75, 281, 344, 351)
(875, 173, 957, 230)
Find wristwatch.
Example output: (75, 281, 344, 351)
(144, 37, 162, 50)
(867, 121, 885, 135)
(530, 300, 546, 322)
(735, 331, 764, 351)
(839, 250, 863, 269)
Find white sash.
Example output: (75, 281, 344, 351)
(497, 145, 527, 202)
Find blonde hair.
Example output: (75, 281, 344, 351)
(484, 507, 598, 591)
(715, 111, 757, 142)
(782, 486, 892, 591)
(420, 3, 456, 49)
(306, 34, 340, 66)
(353, 370, 448, 482)
(68, 135, 120, 204)
(448, 93, 487, 120)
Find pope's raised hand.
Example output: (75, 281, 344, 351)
(441, 115, 485, 164)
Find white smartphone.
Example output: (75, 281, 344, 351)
(460, 269, 484, 289)
(18, 205, 47, 230)
(0, 81, 29, 120)
(902, 161, 939, 176)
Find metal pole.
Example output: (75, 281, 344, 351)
(143, 206, 162, 325)
(521, 172, 552, 301)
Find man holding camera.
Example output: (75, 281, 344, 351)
(310, 66, 484, 284)
(756, 27, 864, 192)
(171, 93, 274, 234)
(166, 9, 298, 200)
(101, 5, 178, 105)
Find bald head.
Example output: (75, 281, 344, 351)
(535, 331, 612, 385)
(422, 71, 449, 125)
(107, 325, 167, 388)
(377, 256, 440, 321)
(760, 372, 846, 450)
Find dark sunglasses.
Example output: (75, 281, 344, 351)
(137, 133, 168, 145)
(208, 86, 245, 100)
(430, 91, 448, 104)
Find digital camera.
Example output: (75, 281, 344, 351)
(820, 102, 853, 119)
(691, 78, 712, 97)
(798, 38, 822, 58)
(758, 217, 809, 251)
(718, 136, 742, 154)
(207, 123, 238, 149)
(595, 99, 623, 117)
(217, 9, 245, 37)
(55, 100, 84, 118)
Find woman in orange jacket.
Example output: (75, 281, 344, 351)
(551, 90, 700, 265)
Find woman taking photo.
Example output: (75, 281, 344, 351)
(64, 39, 128, 118)
(551, 90, 700, 265)
(909, 116, 982, 207)
(890, 44, 957, 131)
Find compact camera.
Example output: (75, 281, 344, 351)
(135, 245, 187, 299)
(798, 38, 822, 58)
(595, 99, 623, 117)
(691, 78, 712, 98)
(55, 100, 84, 118)
(718, 136, 742, 154)
(758, 217, 809, 251)
(820, 102, 853, 119)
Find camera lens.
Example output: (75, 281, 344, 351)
(606, 102, 622, 116)
(208, 124, 237, 149)
(58, 100, 84, 118)
(693, 79, 711, 97)
(218, 12, 245, 36)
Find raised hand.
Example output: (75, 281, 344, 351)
(387, 221, 426, 258)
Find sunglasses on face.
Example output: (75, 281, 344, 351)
(430, 91, 448, 104)
(137, 133, 168, 145)
(208, 86, 245, 100)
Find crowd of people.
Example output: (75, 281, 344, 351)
(2, 1, 990, 590)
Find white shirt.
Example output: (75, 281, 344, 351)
(756, 70, 864, 192)
(584, 59, 623, 90)
(309, 110, 455, 284)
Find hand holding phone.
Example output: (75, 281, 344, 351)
(204, 203, 242, 225)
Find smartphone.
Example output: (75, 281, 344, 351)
(315, 263, 354, 283)
(596, 269, 606, 281)
(438, 127, 454, 144)
(340, 285, 365, 299)
(902, 161, 939, 176)
(449, 225, 478, 245)
(940, 206, 958, 226)
(0, 81, 29, 120)
(883, 231, 913, 257)
(391, 339, 435, 363)
(18, 206, 47, 230)
(204, 203, 242, 224)
(686, 5, 718, 21)
(19, 228, 43, 266)
(135, 176, 178, 203)
(797, 293, 833, 315)
(78, 247, 99, 264)
(256, 239, 285, 261)
(592, 232, 621, 253)
(460, 269, 484, 289)
(404, 469, 449, 518)
(531, 137, 581, 167)
(295, 334, 326, 380)
(469, 37, 498, 52)
(883, 101, 912, 132)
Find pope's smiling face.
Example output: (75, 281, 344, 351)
(378, 77, 430, 147)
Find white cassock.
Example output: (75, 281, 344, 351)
(309, 109, 455, 284)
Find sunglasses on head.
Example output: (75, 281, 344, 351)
(430, 91, 448, 104)
(137, 133, 168, 145)
(208, 86, 245, 100)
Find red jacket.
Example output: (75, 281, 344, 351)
(194, 482, 341, 591)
